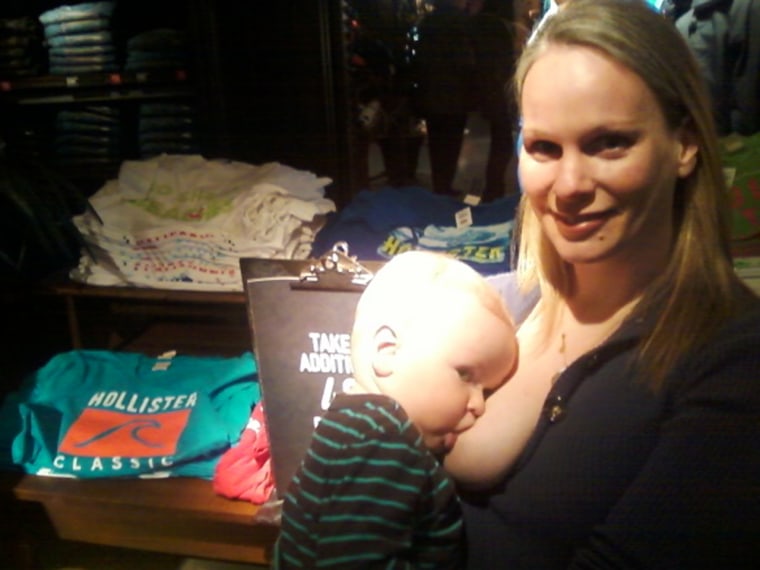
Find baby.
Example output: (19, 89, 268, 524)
(273, 250, 517, 568)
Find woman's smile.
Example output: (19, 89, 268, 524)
(550, 208, 620, 241)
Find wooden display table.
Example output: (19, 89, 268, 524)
(2, 473, 278, 566)
(36, 273, 248, 350)
(0, 275, 274, 566)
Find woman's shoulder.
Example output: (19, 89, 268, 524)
(486, 271, 539, 324)
(717, 293, 760, 346)
(673, 295, 760, 394)
(712, 290, 760, 341)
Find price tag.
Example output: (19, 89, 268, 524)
(454, 206, 473, 229)
(462, 193, 481, 206)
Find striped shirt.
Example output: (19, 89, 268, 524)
(272, 393, 463, 569)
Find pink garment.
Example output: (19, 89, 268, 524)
(213, 401, 274, 504)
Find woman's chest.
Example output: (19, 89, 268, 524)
(495, 346, 666, 531)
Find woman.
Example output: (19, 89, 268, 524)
(444, 0, 760, 567)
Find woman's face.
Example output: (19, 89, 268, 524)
(518, 45, 697, 267)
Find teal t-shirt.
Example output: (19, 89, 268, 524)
(0, 350, 259, 479)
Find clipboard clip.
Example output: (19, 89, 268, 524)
(296, 242, 374, 290)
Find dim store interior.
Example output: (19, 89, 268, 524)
(1, 0, 759, 569)
(0, 0, 522, 568)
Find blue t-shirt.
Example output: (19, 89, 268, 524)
(311, 186, 520, 276)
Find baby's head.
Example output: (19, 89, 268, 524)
(350, 250, 517, 454)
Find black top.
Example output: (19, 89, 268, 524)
(468, 274, 760, 568)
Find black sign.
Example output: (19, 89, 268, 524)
(240, 253, 383, 494)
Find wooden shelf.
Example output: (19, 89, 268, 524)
(2, 275, 271, 568)
(5, 473, 278, 565)
(36, 272, 249, 352)
(0, 70, 193, 105)
(38, 271, 246, 305)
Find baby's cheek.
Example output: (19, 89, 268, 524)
(434, 399, 469, 432)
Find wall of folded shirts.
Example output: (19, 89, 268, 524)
(0, 0, 358, 207)
(0, 1, 203, 192)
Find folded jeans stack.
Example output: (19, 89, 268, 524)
(39, 1, 118, 76)
(125, 28, 189, 72)
(54, 105, 122, 165)
(0, 16, 44, 79)
(138, 101, 199, 158)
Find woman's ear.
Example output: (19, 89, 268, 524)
(371, 325, 398, 378)
(676, 122, 699, 178)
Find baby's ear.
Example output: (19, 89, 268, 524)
(372, 325, 398, 378)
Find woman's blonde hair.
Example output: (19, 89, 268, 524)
(511, 0, 751, 389)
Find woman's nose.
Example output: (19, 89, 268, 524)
(553, 151, 594, 197)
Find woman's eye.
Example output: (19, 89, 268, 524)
(526, 140, 560, 159)
(587, 134, 633, 155)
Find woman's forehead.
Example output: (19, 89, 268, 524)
(521, 45, 656, 121)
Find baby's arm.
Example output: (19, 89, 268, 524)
(278, 397, 462, 567)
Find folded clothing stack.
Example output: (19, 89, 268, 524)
(39, 1, 118, 76)
(0, 17, 46, 157)
(71, 154, 337, 291)
(0, 16, 44, 79)
(125, 28, 189, 72)
(138, 102, 199, 158)
(53, 104, 122, 165)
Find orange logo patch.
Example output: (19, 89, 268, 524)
(59, 408, 191, 457)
